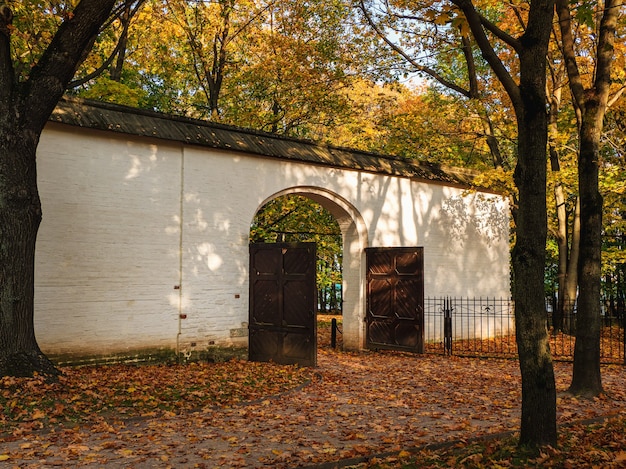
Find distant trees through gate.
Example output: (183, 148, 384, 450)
(250, 194, 343, 315)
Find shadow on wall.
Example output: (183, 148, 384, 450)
(423, 189, 510, 297)
(35, 133, 183, 357)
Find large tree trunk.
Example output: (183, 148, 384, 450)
(0, 126, 58, 378)
(0, 0, 117, 377)
(512, 3, 557, 446)
(513, 108, 557, 447)
(452, 0, 557, 448)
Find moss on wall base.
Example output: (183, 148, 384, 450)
(48, 346, 248, 367)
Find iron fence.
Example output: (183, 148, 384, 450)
(423, 297, 626, 365)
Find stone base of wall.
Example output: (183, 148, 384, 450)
(48, 346, 248, 367)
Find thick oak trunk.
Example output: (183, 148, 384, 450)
(513, 121, 558, 445)
(0, 131, 58, 378)
(451, 0, 557, 447)
(0, 0, 117, 378)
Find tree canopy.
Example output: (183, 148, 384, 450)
(1, 0, 624, 451)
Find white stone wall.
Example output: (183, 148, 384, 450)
(35, 126, 183, 359)
(34, 122, 510, 361)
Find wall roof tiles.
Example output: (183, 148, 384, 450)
(50, 97, 478, 188)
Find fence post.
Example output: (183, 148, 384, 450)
(331, 318, 337, 349)
(444, 297, 452, 355)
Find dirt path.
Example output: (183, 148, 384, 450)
(3, 349, 626, 468)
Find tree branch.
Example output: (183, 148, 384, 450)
(358, 0, 472, 98)
(607, 85, 625, 108)
(594, 0, 621, 109)
(555, 0, 585, 111)
(478, 10, 523, 51)
(20, 0, 117, 132)
(69, 0, 147, 89)
(460, 31, 479, 98)
(68, 40, 124, 89)
(450, 0, 521, 109)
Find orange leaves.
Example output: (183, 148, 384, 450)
(28, 409, 46, 420)
(1, 349, 626, 468)
(0, 359, 311, 435)
(361, 418, 626, 468)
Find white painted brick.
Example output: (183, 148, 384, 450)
(34, 122, 510, 360)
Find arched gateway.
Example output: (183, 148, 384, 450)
(34, 98, 510, 365)
(254, 187, 368, 356)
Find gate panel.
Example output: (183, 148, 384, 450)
(249, 243, 317, 366)
(366, 247, 424, 352)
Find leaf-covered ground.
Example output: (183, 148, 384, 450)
(352, 416, 626, 468)
(0, 320, 625, 468)
(0, 360, 311, 434)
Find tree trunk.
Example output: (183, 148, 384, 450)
(548, 84, 579, 333)
(0, 128, 58, 378)
(512, 11, 557, 445)
(553, 178, 567, 330)
(569, 114, 604, 397)
(451, 0, 557, 447)
(0, 0, 117, 377)
(563, 198, 580, 316)
(513, 106, 557, 445)
(319, 287, 326, 313)
(557, 0, 619, 398)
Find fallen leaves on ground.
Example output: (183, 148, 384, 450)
(353, 416, 626, 468)
(0, 359, 311, 434)
(0, 326, 625, 468)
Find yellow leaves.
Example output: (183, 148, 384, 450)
(424, 9, 452, 26)
(29, 409, 46, 420)
(66, 444, 90, 454)
(0, 454, 10, 461)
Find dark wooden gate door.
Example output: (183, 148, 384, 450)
(366, 247, 424, 353)
(249, 243, 317, 366)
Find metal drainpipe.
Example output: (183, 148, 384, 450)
(176, 150, 185, 359)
